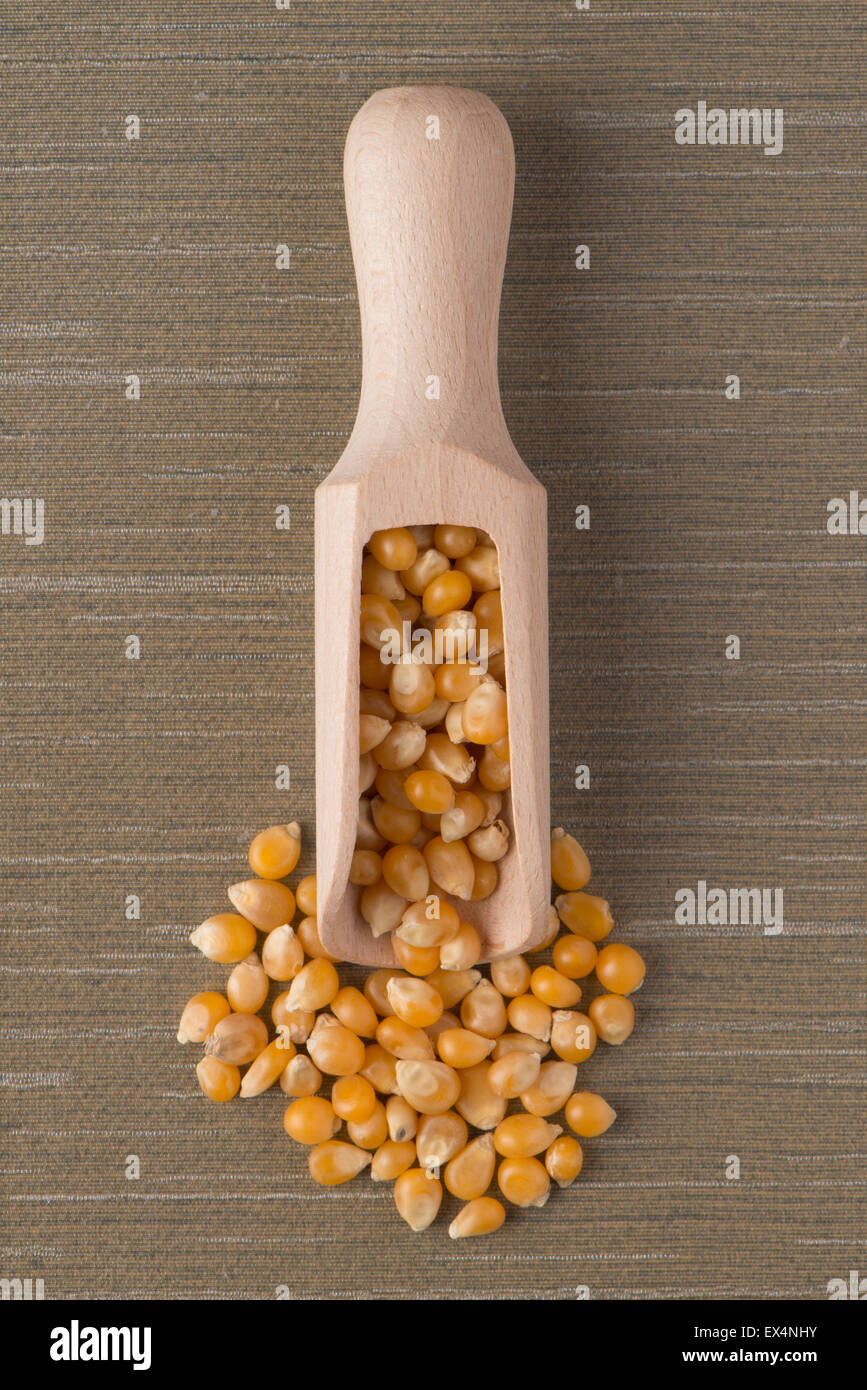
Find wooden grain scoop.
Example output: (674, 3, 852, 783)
(315, 86, 550, 964)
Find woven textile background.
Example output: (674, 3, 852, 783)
(1, 2, 864, 1301)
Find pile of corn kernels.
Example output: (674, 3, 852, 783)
(178, 821, 646, 1237)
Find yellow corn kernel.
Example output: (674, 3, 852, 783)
(240, 1038, 293, 1098)
(283, 1095, 340, 1145)
(347, 1099, 389, 1150)
(415, 1111, 468, 1173)
(360, 686, 396, 721)
(552, 933, 597, 980)
(456, 544, 500, 592)
(550, 827, 591, 891)
(490, 734, 510, 762)
(362, 551, 406, 601)
(595, 942, 646, 995)
(472, 589, 504, 652)
(408, 525, 435, 548)
(421, 568, 473, 619)
(494, 1115, 562, 1159)
(196, 1056, 241, 1102)
(550, 1010, 598, 1063)
(387, 976, 444, 1029)
(248, 821, 302, 881)
(478, 745, 510, 792)
(555, 891, 613, 943)
(394, 1168, 443, 1232)
(273, 1003, 315, 1046)
(433, 524, 477, 559)
(444, 702, 467, 745)
(497, 1156, 550, 1208)
(356, 798, 386, 853)
(439, 789, 485, 844)
(520, 1060, 578, 1117)
(443, 1132, 496, 1200)
(467, 819, 510, 862)
(565, 1090, 617, 1137)
(461, 679, 508, 745)
(331, 986, 378, 1039)
(424, 836, 476, 901)
(363, 968, 407, 1017)
(368, 527, 417, 572)
(389, 662, 436, 717)
(395, 898, 460, 951)
(392, 934, 441, 977)
(360, 879, 406, 938)
(227, 878, 296, 933)
(400, 546, 450, 596)
(226, 953, 269, 1014)
(363, 750, 380, 791)
(376, 1015, 435, 1061)
(331, 1073, 377, 1125)
(381, 844, 429, 901)
(306, 1014, 366, 1076)
(286, 958, 340, 1013)
(426, 1010, 460, 1043)
(279, 1054, 322, 1097)
(449, 1195, 506, 1239)
(189, 913, 257, 964)
(403, 769, 455, 816)
(435, 661, 483, 704)
(589, 993, 635, 1045)
(385, 1095, 418, 1143)
(395, 1059, 461, 1115)
(486, 649, 506, 685)
(489, 955, 531, 999)
(296, 914, 340, 962)
(436, 1027, 495, 1070)
(545, 1135, 584, 1188)
(360, 712, 391, 756)
(470, 855, 499, 901)
(456, 1062, 507, 1131)
(474, 786, 502, 826)
(295, 874, 317, 917)
(204, 1012, 269, 1066)
(261, 923, 304, 981)
(414, 696, 450, 730)
(426, 967, 482, 1012)
(372, 720, 427, 772)
(359, 1043, 400, 1096)
(418, 732, 476, 786)
(530, 965, 582, 1009)
(491, 1033, 550, 1061)
(439, 920, 482, 971)
(360, 642, 391, 690)
(460, 980, 508, 1039)
(371, 1140, 417, 1182)
(487, 1049, 541, 1099)
(177, 991, 231, 1044)
(308, 1140, 372, 1186)
(360, 594, 404, 653)
(505, 993, 552, 1043)
(349, 849, 382, 887)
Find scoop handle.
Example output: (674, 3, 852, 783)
(343, 86, 515, 451)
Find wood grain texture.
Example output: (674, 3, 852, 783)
(316, 88, 550, 963)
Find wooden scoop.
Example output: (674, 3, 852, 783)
(315, 86, 550, 964)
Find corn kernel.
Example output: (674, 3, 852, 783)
(433, 524, 477, 559)
(360, 879, 406, 937)
(395, 1059, 461, 1115)
(226, 953, 269, 1014)
(359, 1043, 400, 1096)
(396, 897, 461, 949)
(368, 527, 418, 572)
(552, 933, 597, 980)
(400, 546, 450, 595)
(595, 942, 646, 995)
(436, 1027, 495, 1070)
(363, 968, 407, 1017)
(456, 545, 500, 592)
(240, 1038, 293, 1098)
(460, 980, 508, 1039)
(248, 822, 302, 881)
(286, 957, 340, 1012)
(589, 993, 635, 1045)
(394, 1168, 442, 1231)
(472, 590, 504, 652)
(295, 874, 318, 917)
(389, 662, 436, 717)
(491, 1033, 550, 1061)
(487, 1049, 541, 1099)
(279, 1054, 322, 1097)
(565, 1090, 617, 1137)
(417, 733, 476, 786)
(273, 1003, 314, 1046)
(456, 1062, 507, 1131)
(422, 569, 473, 618)
(530, 965, 582, 1009)
(204, 1011, 268, 1066)
(283, 1096, 340, 1145)
(331, 986, 378, 1039)
(426, 966, 481, 1010)
(555, 891, 613, 942)
(376, 1015, 435, 1061)
(478, 745, 510, 792)
(469, 855, 499, 900)
(372, 795, 423, 846)
(227, 878, 296, 933)
(331, 1074, 378, 1124)
(550, 1010, 598, 1064)
(382, 843, 430, 900)
(391, 934, 441, 977)
(189, 913, 257, 964)
(349, 849, 383, 887)
(520, 1060, 578, 1117)
(387, 976, 444, 1029)
(177, 991, 231, 1044)
(415, 1111, 468, 1173)
(550, 828, 591, 891)
(308, 1140, 371, 1186)
(371, 1140, 417, 1182)
(505, 993, 552, 1043)
(196, 1056, 241, 1102)
(360, 642, 391, 690)
(467, 819, 510, 862)
(461, 679, 508, 745)
(497, 1156, 550, 1208)
(362, 551, 405, 600)
(403, 769, 455, 816)
(261, 923, 304, 981)
(545, 1136, 583, 1188)
(449, 1195, 506, 1238)
(439, 920, 482, 971)
(306, 1014, 366, 1076)
(443, 1132, 496, 1200)
(373, 720, 427, 771)
(385, 1095, 418, 1143)
(494, 1115, 562, 1158)
(296, 914, 340, 962)
(439, 789, 485, 843)
(346, 1099, 389, 1150)
(489, 955, 531, 998)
